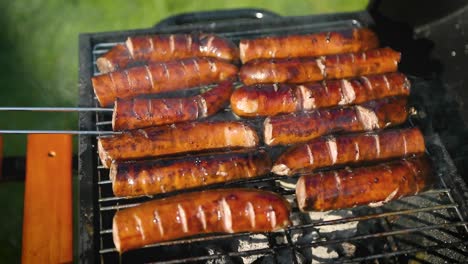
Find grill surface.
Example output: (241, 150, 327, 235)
(79, 10, 468, 263)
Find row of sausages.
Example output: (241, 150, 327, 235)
(110, 127, 425, 197)
(92, 28, 388, 107)
(110, 71, 409, 131)
(96, 28, 378, 72)
(98, 96, 409, 167)
(92, 47, 399, 107)
(114, 156, 431, 253)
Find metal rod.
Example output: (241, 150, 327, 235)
(295, 221, 468, 249)
(333, 240, 468, 264)
(0, 107, 113, 112)
(0, 130, 118, 135)
(289, 203, 458, 230)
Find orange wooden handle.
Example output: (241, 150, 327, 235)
(22, 134, 73, 264)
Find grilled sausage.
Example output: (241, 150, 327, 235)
(98, 121, 258, 168)
(92, 57, 238, 107)
(112, 80, 233, 131)
(296, 157, 432, 211)
(239, 48, 400, 85)
(97, 34, 239, 73)
(111, 150, 272, 197)
(113, 188, 291, 252)
(263, 96, 408, 146)
(96, 44, 132, 73)
(239, 28, 379, 63)
(272, 127, 425, 176)
(231, 72, 410, 117)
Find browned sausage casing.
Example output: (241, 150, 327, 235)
(97, 34, 239, 73)
(112, 80, 233, 131)
(96, 44, 132, 73)
(111, 150, 272, 197)
(98, 121, 258, 168)
(263, 96, 408, 146)
(296, 157, 432, 211)
(231, 72, 410, 117)
(239, 48, 400, 85)
(113, 188, 291, 252)
(92, 57, 238, 107)
(272, 127, 425, 176)
(239, 28, 379, 63)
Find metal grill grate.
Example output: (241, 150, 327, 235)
(79, 13, 468, 263)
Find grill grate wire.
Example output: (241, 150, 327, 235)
(88, 24, 468, 264)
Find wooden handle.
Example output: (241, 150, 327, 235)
(22, 134, 73, 264)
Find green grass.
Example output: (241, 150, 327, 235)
(0, 0, 367, 156)
(0, 1, 367, 263)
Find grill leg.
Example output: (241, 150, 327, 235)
(21, 134, 73, 264)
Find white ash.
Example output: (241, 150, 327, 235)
(311, 246, 339, 264)
(237, 234, 269, 264)
(341, 242, 357, 257)
(206, 247, 233, 264)
(276, 179, 296, 191)
(296, 210, 358, 261)
(308, 210, 358, 235)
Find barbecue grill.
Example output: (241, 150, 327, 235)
(74, 6, 468, 264)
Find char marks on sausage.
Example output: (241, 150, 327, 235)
(112, 189, 291, 252)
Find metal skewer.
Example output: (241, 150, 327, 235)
(0, 106, 115, 135)
(0, 130, 119, 135)
(0, 107, 112, 112)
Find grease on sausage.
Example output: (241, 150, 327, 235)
(231, 72, 410, 117)
(98, 121, 259, 168)
(272, 127, 425, 176)
(296, 157, 432, 211)
(111, 150, 272, 197)
(263, 96, 408, 146)
(113, 188, 291, 252)
(112, 80, 233, 130)
(239, 28, 379, 63)
(239, 48, 400, 85)
(97, 34, 239, 73)
(92, 57, 238, 107)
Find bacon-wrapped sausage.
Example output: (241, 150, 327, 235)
(111, 150, 272, 197)
(113, 188, 291, 252)
(239, 28, 379, 63)
(272, 127, 425, 176)
(296, 157, 432, 211)
(231, 72, 410, 117)
(97, 34, 238, 73)
(263, 96, 408, 146)
(239, 48, 400, 85)
(98, 121, 258, 168)
(112, 80, 233, 130)
(92, 57, 238, 107)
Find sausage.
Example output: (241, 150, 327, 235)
(295, 156, 432, 211)
(92, 57, 238, 107)
(112, 80, 233, 131)
(97, 34, 239, 73)
(113, 188, 291, 252)
(98, 121, 258, 168)
(263, 96, 408, 146)
(272, 127, 425, 176)
(239, 28, 379, 63)
(231, 72, 410, 117)
(96, 44, 132, 73)
(239, 47, 400, 85)
(111, 150, 272, 197)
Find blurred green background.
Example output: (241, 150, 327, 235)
(0, 0, 367, 262)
